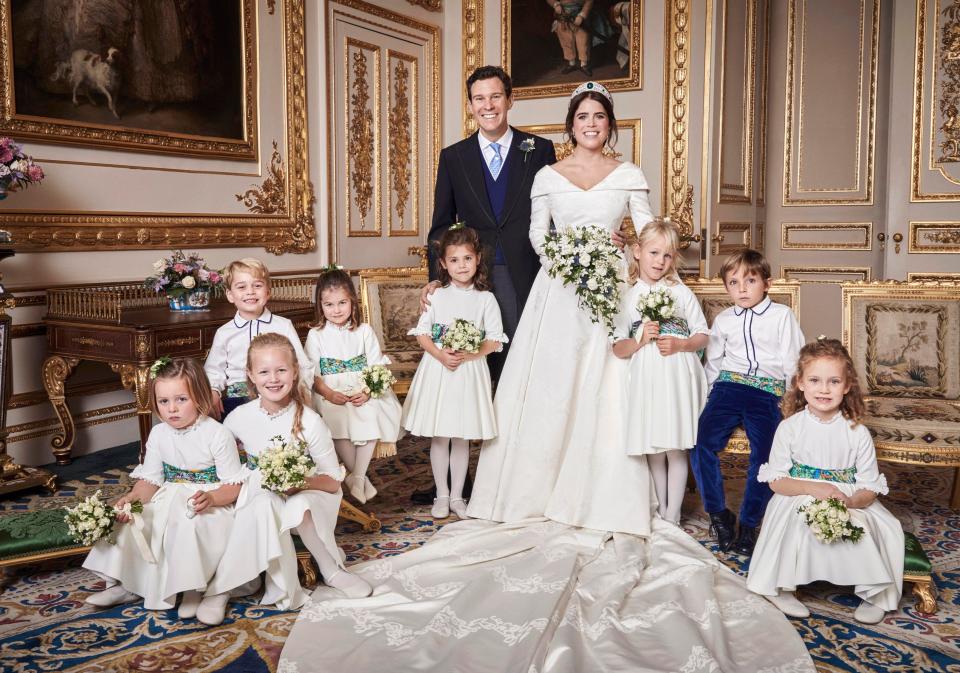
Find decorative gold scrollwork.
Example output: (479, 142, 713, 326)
(389, 60, 412, 224)
(350, 51, 375, 225)
(405, 0, 441, 10)
(110, 362, 152, 412)
(236, 141, 288, 214)
(938, 2, 960, 162)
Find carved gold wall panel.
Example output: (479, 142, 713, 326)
(718, 0, 757, 204)
(781, 222, 873, 250)
(912, 0, 960, 200)
(516, 120, 643, 165)
(782, 0, 879, 205)
(909, 221, 960, 252)
(757, 0, 770, 207)
(909, 271, 960, 281)
(326, 0, 439, 262)
(715, 221, 752, 254)
(781, 266, 872, 283)
(664, 0, 694, 240)
(462, 0, 484, 137)
(0, 0, 316, 254)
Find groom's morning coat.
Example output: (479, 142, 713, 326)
(428, 128, 556, 311)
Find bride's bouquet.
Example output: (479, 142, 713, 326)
(439, 318, 484, 353)
(360, 364, 397, 398)
(258, 436, 315, 493)
(797, 497, 864, 544)
(542, 227, 622, 338)
(64, 490, 143, 546)
(638, 287, 675, 323)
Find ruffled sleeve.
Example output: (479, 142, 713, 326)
(407, 299, 434, 337)
(677, 283, 710, 336)
(130, 429, 165, 486)
(305, 413, 346, 482)
(852, 423, 889, 495)
(481, 292, 508, 351)
(757, 418, 796, 483)
(361, 323, 392, 365)
(209, 421, 248, 484)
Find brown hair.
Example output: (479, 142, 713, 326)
(624, 218, 682, 286)
(466, 65, 512, 99)
(432, 225, 491, 291)
(312, 268, 361, 330)
(719, 248, 771, 284)
(781, 338, 865, 425)
(224, 258, 271, 291)
(246, 333, 311, 441)
(149, 357, 216, 420)
(565, 91, 618, 147)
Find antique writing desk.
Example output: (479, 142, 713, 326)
(42, 279, 315, 465)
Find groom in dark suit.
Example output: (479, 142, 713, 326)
(412, 66, 556, 506)
(427, 65, 557, 380)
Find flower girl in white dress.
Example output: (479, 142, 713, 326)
(306, 267, 403, 505)
(83, 358, 246, 624)
(402, 224, 507, 519)
(612, 219, 709, 525)
(210, 333, 372, 621)
(747, 338, 904, 624)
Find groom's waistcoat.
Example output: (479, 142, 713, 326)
(481, 155, 510, 222)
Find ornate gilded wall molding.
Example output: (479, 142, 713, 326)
(780, 222, 873, 250)
(663, 0, 693, 240)
(462, 0, 484, 137)
(347, 42, 379, 233)
(0, 0, 316, 253)
(388, 52, 419, 237)
(909, 221, 960, 252)
(781, 266, 872, 284)
(406, 0, 442, 10)
(715, 221, 752, 254)
(718, 0, 757, 204)
(235, 141, 287, 214)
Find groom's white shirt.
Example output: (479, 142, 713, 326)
(478, 127, 513, 172)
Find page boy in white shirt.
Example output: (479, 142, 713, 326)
(690, 249, 805, 557)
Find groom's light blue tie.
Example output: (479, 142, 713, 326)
(489, 142, 503, 180)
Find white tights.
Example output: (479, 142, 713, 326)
(295, 511, 341, 581)
(430, 436, 469, 500)
(333, 439, 376, 479)
(648, 450, 688, 524)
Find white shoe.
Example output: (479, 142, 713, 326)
(346, 475, 367, 504)
(197, 592, 231, 625)
(431, 496, 450, 519)
(178, 590, 203, 619)
(85, 584, 139, 607)
(326, 569, 373, 598)
(766, 591, 810, 618)
(363, 476, 378, 501)
(853, 600, 886, 624)
(449, 498, 468, 519)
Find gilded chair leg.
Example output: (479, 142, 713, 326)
(338, 501, 381, 532)
(950, 467, 960, 510)
(297, 552, 319, 589)
(911, 579, 937, 615)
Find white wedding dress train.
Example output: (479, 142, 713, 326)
(278, 163, 814, 672)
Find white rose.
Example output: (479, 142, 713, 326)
(586, 279, 599, 291)
(180, 275, 197, 289)
(580, 253, 592, 267)
(662, 305, 674, 318)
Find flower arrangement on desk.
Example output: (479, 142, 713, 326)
(0, 138, 45, 199)
(145, 251, 223, 311)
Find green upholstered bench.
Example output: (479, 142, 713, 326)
(0, 508, 90, 586)
(904, 531, 936, 614)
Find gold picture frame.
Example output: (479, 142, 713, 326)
(0, 0, 316, 254)
(502, 0, 643, 100)
(0, 0, 257, 159)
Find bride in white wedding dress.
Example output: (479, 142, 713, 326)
(279, 84, 814, 673)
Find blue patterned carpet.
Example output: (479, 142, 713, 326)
(1, 438, 957, 672)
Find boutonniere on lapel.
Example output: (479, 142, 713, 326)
(519, 138, 535, 163)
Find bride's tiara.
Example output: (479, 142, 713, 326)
(570, 81, 612, 103)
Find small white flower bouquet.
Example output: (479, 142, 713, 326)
(638, 287, 675, 324)
(360, 364, 397, 398)
(259, 435, 316, 493)
(542, 227, 622, 338)
(440, 318, 484, 353)
(797, 497, 864, 544)
(64, 490, 143, 546)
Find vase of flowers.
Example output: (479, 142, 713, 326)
(145, 251, 223, 311)
(0, 137, 45, 199)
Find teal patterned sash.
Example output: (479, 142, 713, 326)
(789, 460, 857, 484)
(630, 317, 690, 339)
(717, 370, 786, 397)
(225, 381, 249, 398)
(162, 462, 220, 484)
(319, 354, 368, 375)
(430, 323, 486, 345)
(244, 453, 259, 471)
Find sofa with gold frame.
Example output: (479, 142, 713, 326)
(686, 278, 802, 454)
(841, 281, 960, 509)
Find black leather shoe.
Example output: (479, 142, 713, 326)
(580, 64, 593, 77)
(410, 485, 436, 505)
(561, 62, 578, 74)
(732, 524, 759, 556)
(709, 509, 737, 552)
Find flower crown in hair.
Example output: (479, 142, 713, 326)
(570, 80, 612, 103)
(320, 262, 344, 273)
(149, 356, 172, 379)
(449, 220, 466, 231)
